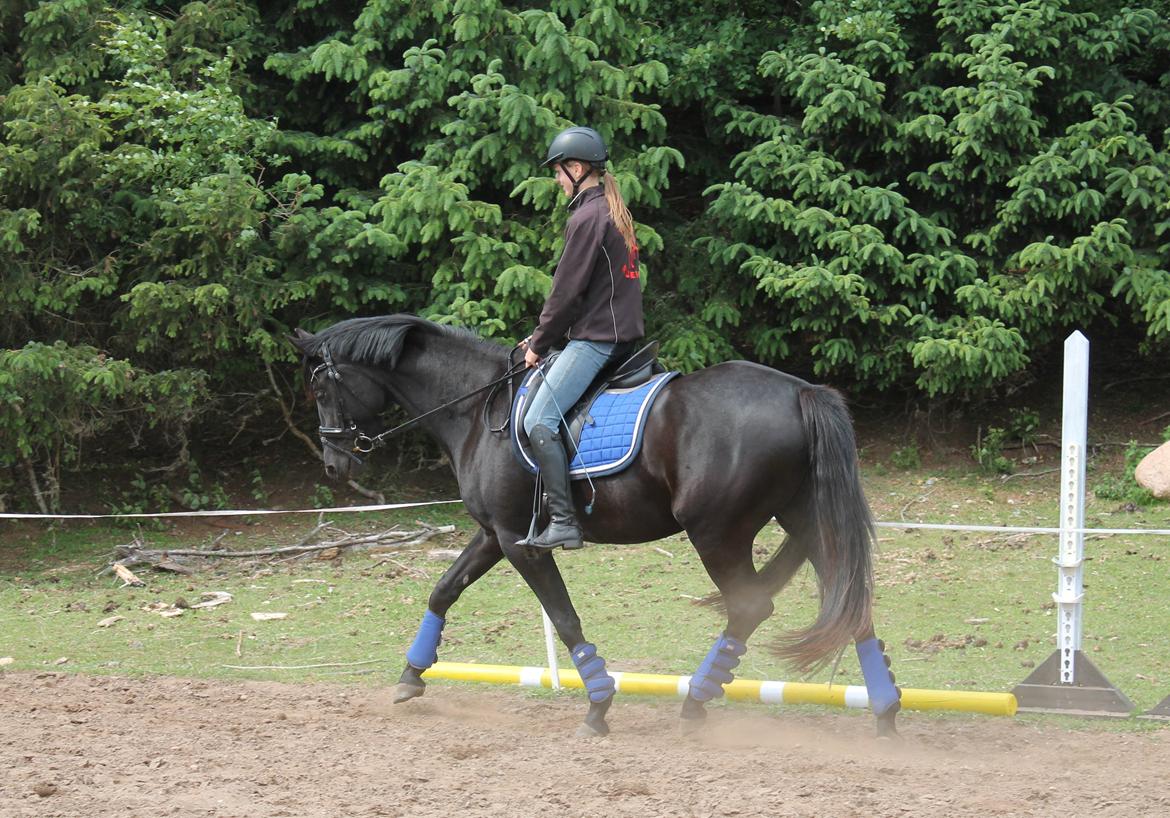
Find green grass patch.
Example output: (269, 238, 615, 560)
(2, 471, 1169, 731)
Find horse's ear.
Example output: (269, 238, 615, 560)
(289, 328, 313, 351)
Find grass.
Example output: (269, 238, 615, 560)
(2, 455, 1169, 732)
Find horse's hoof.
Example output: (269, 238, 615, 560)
(392, 682, 426, 704)
(679, 694, 707, 735)
(577, 694, 613, 738)
(576, 720, 609, 739)
(874, 709, 901, 741)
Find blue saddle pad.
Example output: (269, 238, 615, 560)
(511, 370, 679, 479)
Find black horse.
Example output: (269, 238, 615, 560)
(292, 315, 900, 737)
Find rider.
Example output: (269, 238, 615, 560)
(518, 126, 644, 550)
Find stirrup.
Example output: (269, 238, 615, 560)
(515, 513, 541, 547)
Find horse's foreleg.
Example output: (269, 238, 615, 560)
(855, 624, 901, 739)
(503, 540, 614, 738)
(394, 528, 503, 703)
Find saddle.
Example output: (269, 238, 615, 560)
(511, 341, 678, 479)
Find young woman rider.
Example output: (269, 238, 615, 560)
(517, 126, 644, 550)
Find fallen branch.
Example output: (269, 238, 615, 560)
(113, 563, 145, 587)
(369, 555, 430, 578)
(127, 541, 340, 559)
(101, 521, 456, 578)
(427, 548, 464, 561)
(968, 532, 1034, 550)
(190, 591, 233, 610)
(103, 522, 456, 574)
(346, 479, 386, 505)
(900, 484, 939, 521)
(368, 525, 456, 551)
(1000, 467, 1060, 482)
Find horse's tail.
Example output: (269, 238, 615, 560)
(773, 385, 875, 672)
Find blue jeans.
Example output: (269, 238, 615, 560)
(523, 339, 617, 438)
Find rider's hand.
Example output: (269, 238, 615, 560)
(524, 347, 541, 368)
(518, 335, 531, 351)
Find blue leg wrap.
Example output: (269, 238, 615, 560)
(570, 642, 616, 703)
(405, 609, 445, 670)
(688, 633, 747, 703)
(856, 637, 900, 715)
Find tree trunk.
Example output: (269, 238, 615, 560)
(22, 456, 49, 515)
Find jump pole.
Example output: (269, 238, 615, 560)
(1011, 331, 1133, 716)
(422, 661, 1018, 717)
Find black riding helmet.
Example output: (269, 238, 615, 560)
(542, 126, 608, 197)
(541, 126, 608, 168)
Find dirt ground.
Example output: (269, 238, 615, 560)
(2, 671, 1169, 818)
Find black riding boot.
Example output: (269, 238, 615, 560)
(519, 424, 584, 550)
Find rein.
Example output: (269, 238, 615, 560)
(312, 344, 526, 461)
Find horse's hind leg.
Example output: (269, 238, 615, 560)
(775, 512, 902, 738)
(394, 528, 503, 703)
(679, 529, 775, 727)
(854, 623, 901, 739)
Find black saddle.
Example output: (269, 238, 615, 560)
(520, 340, 662, 445)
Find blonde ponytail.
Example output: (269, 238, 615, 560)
(602, 171, 637, 253)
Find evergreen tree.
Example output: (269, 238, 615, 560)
(1, 0, 1168, 509)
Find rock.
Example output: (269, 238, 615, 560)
(1135, 441, 1170, 499)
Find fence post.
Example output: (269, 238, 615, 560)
(1012, 331, 1133, 716)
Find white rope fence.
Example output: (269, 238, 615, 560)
(0, 500, 462, 520)
(875, 521, 1170, 536)
(3, 504, 1167, 536)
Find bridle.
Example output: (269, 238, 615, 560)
(309, 344, 527, 464)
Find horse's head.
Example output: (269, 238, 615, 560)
(292, 314, 506, 483)
(291, 324, 404, 482)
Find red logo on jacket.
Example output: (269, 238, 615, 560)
(621, 244, 640, 280)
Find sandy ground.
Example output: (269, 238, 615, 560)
(2, 671, 1169, 818)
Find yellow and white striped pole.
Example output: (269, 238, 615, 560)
(422, 661, 1017, 717)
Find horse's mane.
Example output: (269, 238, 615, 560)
(299, 314, 503, 369)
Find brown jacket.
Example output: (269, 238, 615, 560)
(529, 185, 644, 356)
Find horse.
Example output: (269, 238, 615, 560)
(291, 314, 901, 738)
